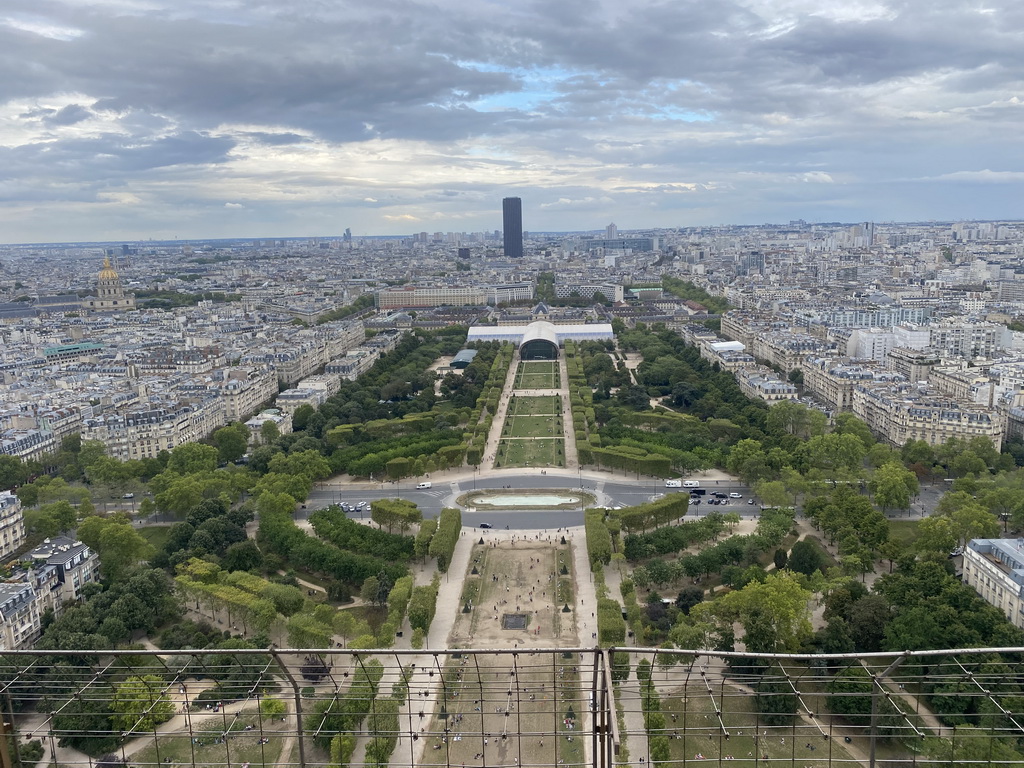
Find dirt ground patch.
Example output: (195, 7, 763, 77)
(422, 536, 588, 766)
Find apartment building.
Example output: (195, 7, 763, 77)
(886, 347, 942, 383)
(326, 349, 380, 381)
(0, 583, 42, 650)
(82, 396, 227, 460)
(28, 537, 99, 603)
(735, 366, 798, 403)
(929, 367, 993, 406)
(0, 491, 26, 562)
(963, 538, 1024, 630)
(929, 319, 1011, 359)
(851, 382, 1003, 450)
(217, 367, 278, 422)
(802, 358, 905, 412)
(376, 286, 487, 309)
(489, 284, 534, 305)
(751, 331, 835, 374)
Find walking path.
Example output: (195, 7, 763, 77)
(557, 355, 579, 469)
(388, 531, 477, 768)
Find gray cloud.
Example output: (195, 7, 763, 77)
(0, 0, 1021, 239)
(43, 103, 91, 126)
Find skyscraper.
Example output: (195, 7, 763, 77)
(502, 197, 523, 259)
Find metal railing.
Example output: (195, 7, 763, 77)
(0, 647, 1021, 768)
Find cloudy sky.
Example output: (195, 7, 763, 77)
(1, 0, 1022, 242)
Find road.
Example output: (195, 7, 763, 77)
(299, 471, 756, 530)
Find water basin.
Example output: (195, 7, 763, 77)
(476, 494, 580, 507)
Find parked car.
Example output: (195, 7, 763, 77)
(748, 498, 755, 505)
(729, 492, 743, 499)
(121, 493, 134, 499)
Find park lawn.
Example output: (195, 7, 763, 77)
(515, 361, 560, 389)
(660, 685, 853, 767)
(887, 519, 921, 547)
(495, 438, 565, 468)
(508, 394, 562, 415)
(131, 710, 288, 768)
(503, 414, 563, 438)
(503, 395, 563, 438)
(139, 525, 172, 551)
(338, 604, 388, 634)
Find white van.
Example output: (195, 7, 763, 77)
(416, 482, 432, 489)
(682, 480, 700, 488)
(664, 479, 682, 488)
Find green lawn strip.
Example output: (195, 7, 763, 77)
(495, 439, 564, 468)
(515, 362, 559, 389)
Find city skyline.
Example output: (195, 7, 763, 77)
(1, 0, 1022, 243)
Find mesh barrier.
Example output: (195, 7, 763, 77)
(0, 647, 1021, 768)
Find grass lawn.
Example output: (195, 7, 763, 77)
(887, 519, 921, 547)
(338, 604, 388, 633)
(139, 525, 172, 551)
(131, 710, 289, 768)
(660, 682, 855, 767)
(515, 361, 560, 389)
(495, 438, 565, 468)
(502, 396, 563, 438)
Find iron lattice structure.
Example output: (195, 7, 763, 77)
(0, 647, 1021, 768)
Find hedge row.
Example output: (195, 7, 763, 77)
(612, 494, 689, 535)
(640, 678, 672, 765)
(464, 344, 515, 464)
(585, 509, 613, 570)
(364, 696, 401, 767)
(319, 658, 384, 756)
(414, 518, 437, 561)
(597, 596, 626, 646)
(309, 507, 415, 562)
(375, 575, 414, 647)
(258, 510, 407, 588)
(408, 574, 441, 634)
(428, 508, 462, 572)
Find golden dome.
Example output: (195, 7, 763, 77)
(99, 257, 119, 280)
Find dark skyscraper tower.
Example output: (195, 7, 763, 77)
(502, 197, 523, 259)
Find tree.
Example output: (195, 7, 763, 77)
(872, 461, 918, 512)
(675, 585, 704, 615)
(292, 404, 316, 432)
(111, 675, 174, 734)
(166, 443, 219, 475)
(260, 420, 281, 445)
(754, 480, 794, 509)
(804, 433, 867, 479)
(213, 423, 250, 464)
(223, 540, 264, 572)
(77, 516, 155, 584)
(833, 413, 875, 449)
(0, 455, 27, 491)
(788, 539, 826, 576)
(260, 697, 287, 719)
(360, 576, 380, 605)
(690, 571, 812, 652)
